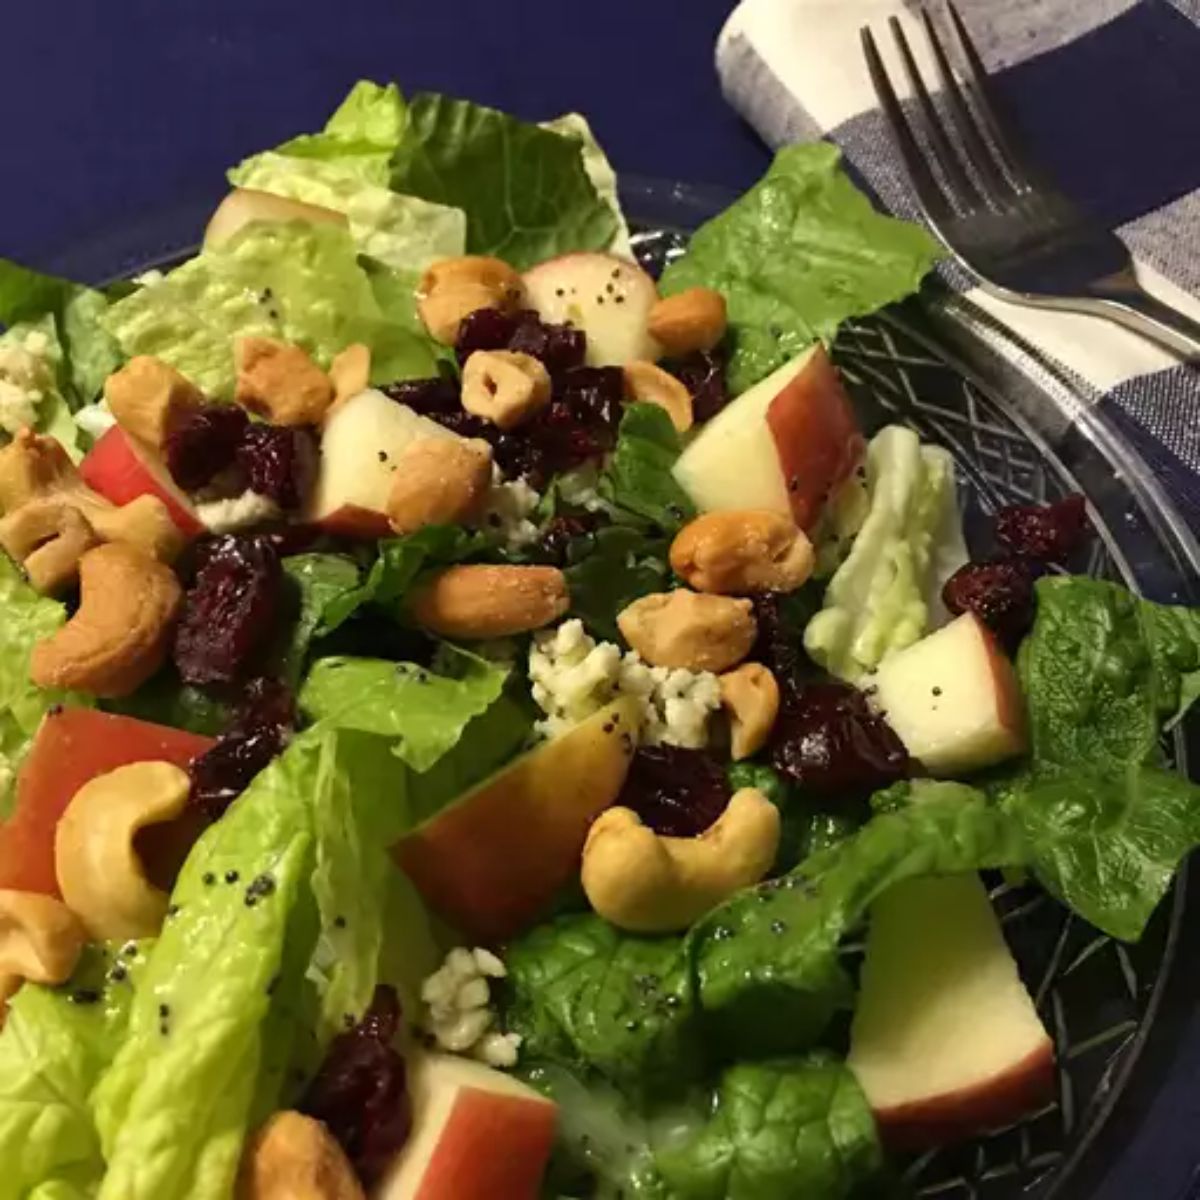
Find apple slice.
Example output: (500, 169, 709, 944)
(672, 345, 864, 531)
(522, 252, 660, 366)
(392, 697, 640, 943)
(378, 1052, 557, 1199)
(308, 388, 461, 537)
(848, 873, 1054, 1149)
(203, 188, 347, 251)
(869, 612, 1025, 776)
(80, 427, 204, 538)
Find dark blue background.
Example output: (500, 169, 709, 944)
(0, 0, 769, 262)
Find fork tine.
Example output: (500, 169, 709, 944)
(860, 25, 956, 231)
(919, 8, 1013, 201)
(887, 15, 983, 210)
(944, 0, 1038, 189)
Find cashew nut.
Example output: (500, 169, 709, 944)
(0, 500, 100, 594)
(617, 590, 756, 673)
(80, 493, 184, 563)
(0, 889, 86, 984)
(0, 974, 21, 1028)
(670, 510, 814, 595)
(238, 1111, 364, 1200)
(720, 663, 780, 760)
(386, 437, 493, 534)
(647, 288, 728, 356)
(622, 361, 693, 433)
(104, 356, 204, 450)
(461, 350, 552, 430)
(581, 788, 781, 932)
(55, 760, 191, 940)
(0, 428, 77, 511)
(328, 343, 371, 406)
(417, 256, 524, 345)
(236, 337, 335, 426)
(411, 564, 569, 638)
(30, 542, 183, 698)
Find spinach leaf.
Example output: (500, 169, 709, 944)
(654, 1055, 882, 1200)
(598, 403, 696, 533)
(504, 913, 703, 1098)
(727, 761, 809, 872)
(102, 674, 230, 738)
(390, 94, 616, 269)
(564, 524, 671, 643)
(276, 553, 362, 686)
(660, 143, 941, 394)
(691, 791, 1026, 1056)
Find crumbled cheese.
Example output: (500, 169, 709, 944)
(0, 335, 53, 436)
(74, 400, 117, 441)
(420, 946, 522, 1069)
(132, 268, 166, 287)
(194, 490, 281, 534)
(555, 464, 611, 514)
(480, 472, 541, 551)
(529, 618, 722, 748)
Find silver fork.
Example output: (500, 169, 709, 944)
(861, 2, 1200, 361)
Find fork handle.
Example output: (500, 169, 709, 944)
(1084, 279, 1200, 362)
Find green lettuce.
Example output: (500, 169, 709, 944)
(691, 789, 1027, 1056)
(804, 425, 955, 681)
(1001, 576, 1200, 940)
(101, 222, 437, 398)
(0, 554, 88, 817)
(540, 113, 632, 257)
(391, 93, 617, 268)
(0, 944, 146, 1200)
(653, 1055, 881, 1200)
(660, 142, 941, 393)
(0, 315, 84, 458)
(563, 524, 670, 644)
(505, 913, 703, 1098)
(275, 553, 362, 686)
(598, 403, 697, 534)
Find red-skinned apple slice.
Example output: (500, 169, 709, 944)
(869, 612, 1026, 776)
(522, 252, 660, 366)
(392, 697, 640, 943)
(848, 873, 1055, 1149)
(672, 345, 864, 531)
(308, 388, 462, 538)
(378, 1053, 557, 1199)
(80, 427, 204, 538)
(203, 188, 347, 251)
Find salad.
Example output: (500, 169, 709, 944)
(0, 79, 1197, 1200)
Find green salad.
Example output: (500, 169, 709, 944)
(0, 79, 1196, 1200)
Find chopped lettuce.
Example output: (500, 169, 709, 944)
(0, 316, 83, 459)
(391, 93, 617, 268)
(691, 789, 1027, 1057)
(660, 143, 941, 393)
(563, 524, 671, 644)
(0, 554, 88, 817)
(0, 944, 146, 1200)
(100, 222, 437, 398)
(274, 553, 362, 687)
(1001, 576, 1200, 940)
(598, 403, 697, 534)
(804, 425, 956, 681)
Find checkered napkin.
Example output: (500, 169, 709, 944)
(716, 0, 1200, 524)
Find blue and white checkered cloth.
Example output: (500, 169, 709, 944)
(716, 0, 1200, 522)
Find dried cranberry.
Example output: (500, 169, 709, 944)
(507, 310, 587, 377)
(751, 594, 806, 690)
(942, 557, 1039, 645)
(301, 985, 410, 1187)
(383, 375, 461, 418)
(165, 404, 249, 491)
(235, 424, 318, 510)
(616, 746, 731, 837)
(994, 494, 1089, 563)
(665, 349, 730, 423)
(188, 678, 294, 820)
(770, 683, 911, 797)
(173, 535, 282, 685)
(454, 308, 519, 360)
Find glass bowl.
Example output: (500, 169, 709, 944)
(38, 175, 1200, 1200)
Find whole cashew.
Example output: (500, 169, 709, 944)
(104, 355, 203, 450)
(720, 663, 781, 760)
(386, 437, 493, 534)
(30, 542, 184, 698)
(670, 510, 814, 595)
(0, 973, 21, 1028)
(647, 288, 728, 356)
(0, 889, 86, 984)
(0, 428, 77, 511)
(581, 788, 781, 932)
(617, 590, 756, 673)
(0, 500, 100, 594)
(236, 337, 335, 426)
(417, 256, 525, 345)
(328, 343, 371, 407)
(622, 361, 693, 433)
(55, 760, 191, 941)
(411, 564, 569, 638)
(461, 350, 552, 430)
(238, 1111, 365, 1200)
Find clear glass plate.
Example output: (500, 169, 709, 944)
(40, 175, 1200, 1200)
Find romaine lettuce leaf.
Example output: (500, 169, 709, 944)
(100, 222, 437, 398)
(0, 554, 88, 818)
(691, 790, 1027, 1056)
(653, 1055, 881, 1200)
(804, 426, 956, 681)
(391, 93, 617, 268)
(660, 142, 941, 393)
(598, 403, 697, 534)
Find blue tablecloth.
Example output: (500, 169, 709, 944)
(0, 0, 768, 260)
